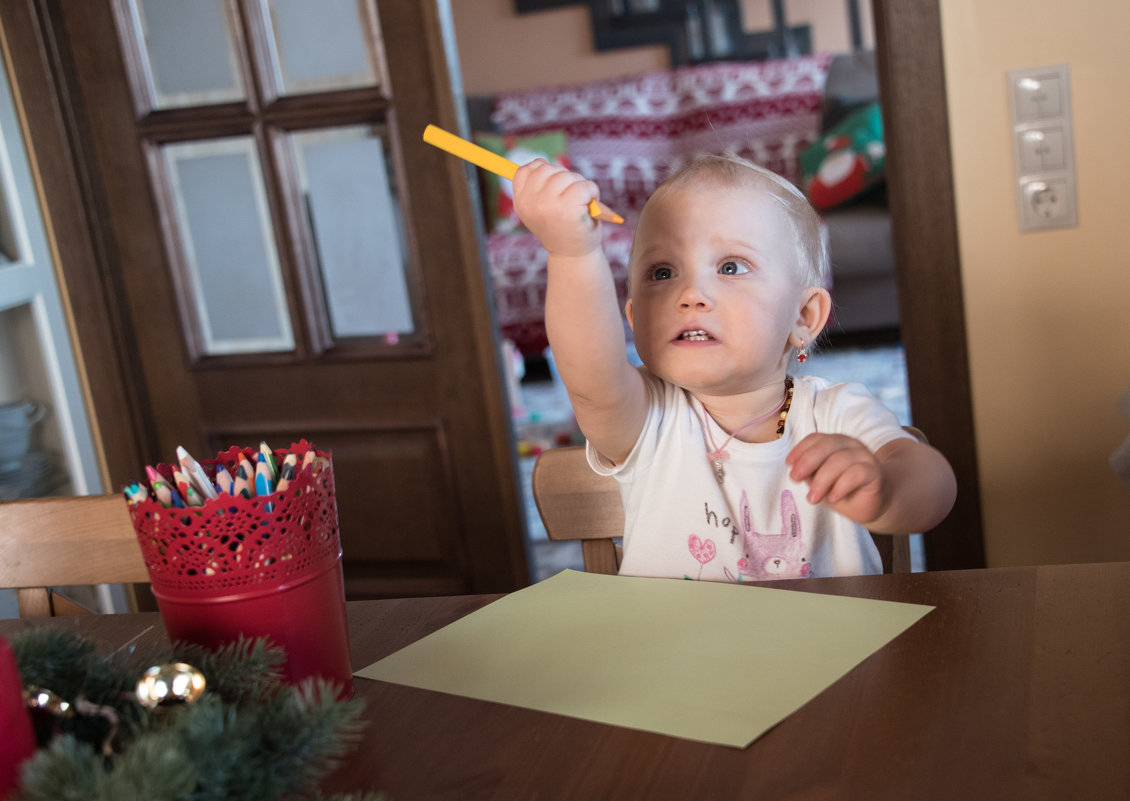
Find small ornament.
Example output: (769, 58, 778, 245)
(135, 662, 206, 709)
(24, 685, 73, 717)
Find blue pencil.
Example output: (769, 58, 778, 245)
(123, 481, 150, 505)
(214, 464, 236, 495)
(255, 452, 275, 511)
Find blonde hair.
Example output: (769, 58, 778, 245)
(643, 154, 829, 290)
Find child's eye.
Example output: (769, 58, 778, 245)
(648, 265, 674, 281)
(719, 260, 750, 275)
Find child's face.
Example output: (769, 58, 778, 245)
(625, 178, 808, 395)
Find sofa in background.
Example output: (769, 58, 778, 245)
(810, 51, 898, 336)
(468, 52, 898, 356)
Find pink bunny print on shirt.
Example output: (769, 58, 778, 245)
(724, 490, 811, 582)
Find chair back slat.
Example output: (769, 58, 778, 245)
(0, 494, 150, 617)
(532, 448, 624, 545)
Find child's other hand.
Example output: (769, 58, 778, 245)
(512, 160, 603, 259)
(785, 433, 889, 525)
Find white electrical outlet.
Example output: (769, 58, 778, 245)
(1021, 179, 1074, 225)
(1008, 65, 1078, 232)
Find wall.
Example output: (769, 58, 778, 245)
(940, 0, 1130, 565)
(452, 0, 874, 94)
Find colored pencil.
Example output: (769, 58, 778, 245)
(423, 124, 624, 224)
(172, 467, 204, 507)
(123, 481, 150, 505)
(275, 453, 299, 493)
(214, 464, 235, 495)
(255, 453, 275, 512)
(259, 441, 278, 482)
(176, 445, 219, 500)
(146, 465, 185, 508)
(233, 455, 256, 499)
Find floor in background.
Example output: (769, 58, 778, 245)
(514, 340, 916, 582)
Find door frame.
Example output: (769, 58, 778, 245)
(874, 0, 985, 569)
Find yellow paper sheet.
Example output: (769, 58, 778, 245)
(356, 569, 932, 748)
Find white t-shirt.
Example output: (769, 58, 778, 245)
(586, 371, 914, 582)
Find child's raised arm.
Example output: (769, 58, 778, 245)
(512, 161, 647, 463)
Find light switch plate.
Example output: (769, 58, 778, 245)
(1007, 64, 1078, 232)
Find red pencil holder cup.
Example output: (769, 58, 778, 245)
(126, 441, 353, 696)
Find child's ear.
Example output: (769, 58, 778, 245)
(624, 298, 635, 333)
(791, 286, 831, 346)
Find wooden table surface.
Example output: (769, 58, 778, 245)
(3, 562, 1128, 800)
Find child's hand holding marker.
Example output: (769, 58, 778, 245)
(123, 442, 325, 509)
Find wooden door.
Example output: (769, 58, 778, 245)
(34, 0, 530, 596)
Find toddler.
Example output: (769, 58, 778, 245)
(513, 154, 956, 580)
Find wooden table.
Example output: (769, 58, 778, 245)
(2, 562, 1128, 799)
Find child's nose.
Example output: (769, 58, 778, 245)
(678, 274, 713, 309)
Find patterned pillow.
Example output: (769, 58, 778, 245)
(799, 102, 885, 211)
(472, 130, 570, 234)
(491, 55, 833, 221)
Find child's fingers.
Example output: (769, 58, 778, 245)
(786, 433, 844, 482)
(801, 449, 863, 503)
(822, 461, 879, 504)
(789, 435, 880, 505)
(512, 163, 604, 257)
(543, 169, 600, 207)
(516, 160, 593, 198)
(513, 159, 558, 192)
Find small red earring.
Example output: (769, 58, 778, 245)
(796, 341, 808, 363)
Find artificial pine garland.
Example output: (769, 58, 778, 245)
(9, 628, 386, 801)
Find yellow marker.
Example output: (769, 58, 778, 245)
(423, 124, 624, 224)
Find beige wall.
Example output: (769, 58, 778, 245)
(452, 0, 874, 94)
(940, 0, 1130, 566)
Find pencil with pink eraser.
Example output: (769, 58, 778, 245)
(422, 124, 624, 224)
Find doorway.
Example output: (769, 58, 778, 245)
(0, 52, 121, 616)
(451, 2, 948, 578)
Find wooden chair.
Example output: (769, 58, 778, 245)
(0, 494, 150, 618)
(533, 442, 923, 576)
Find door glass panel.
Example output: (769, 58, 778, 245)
(262, 0, 378, 95)
(290, 126, 413, 339)
(163, 137, 295, 355)
(127, 0, 245, 108)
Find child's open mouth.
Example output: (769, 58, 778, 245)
(678, 329, 714, 342)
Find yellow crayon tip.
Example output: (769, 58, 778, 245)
(588, 199, 624, 224)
